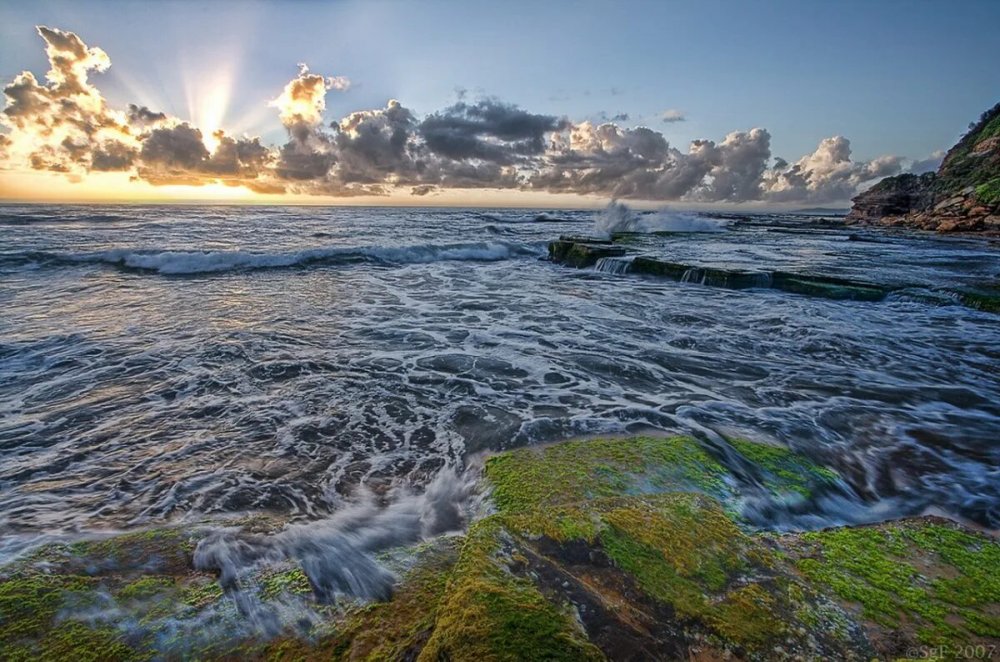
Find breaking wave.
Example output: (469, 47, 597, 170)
(0, 241, 540, 275)
(594, 201, 729, 237)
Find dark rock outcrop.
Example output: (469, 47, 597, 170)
(548, 236, 627, 268)
(567, 252, 890, 301)
(847, 101, 1000, 232)
(845, 172, 937, 222)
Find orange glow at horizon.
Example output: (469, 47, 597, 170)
(0, 168, 619, 208)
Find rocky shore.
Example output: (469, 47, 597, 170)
(547, 235, 1000, 312)
(846, 102, 1000, 233)
(2, 435, 997, 661)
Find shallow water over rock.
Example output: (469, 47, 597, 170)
(1, 204, 999, 558)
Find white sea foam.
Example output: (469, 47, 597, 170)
(594, 201, 728, 237)
(194, 464, 480, 602)
(56, 241, 538, 274)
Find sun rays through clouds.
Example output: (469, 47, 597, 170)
(1, 25, 921, 204)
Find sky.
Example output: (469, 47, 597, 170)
(1, 0, 998, 207)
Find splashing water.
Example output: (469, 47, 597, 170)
(593, 201, 728, 237)
(193, 464, 480, 605)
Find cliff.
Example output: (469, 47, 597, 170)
(847, 101, 1000, 232)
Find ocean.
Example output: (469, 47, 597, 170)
(1, 204, 999, 563)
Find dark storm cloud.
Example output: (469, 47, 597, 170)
(127, 104, 168, 126)
(140, 123, 209, 170)
(419, 99, 567, 164)
(333, 100, 420, 183)
(133, 122, 277, 189)
(90, 140, 137, 171)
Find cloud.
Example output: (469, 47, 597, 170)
(762, 137, 903, 203)
(419, 99, 567, 164)
(1, 26, 135, 175)
(661, 109, 686, 123)
(91, 140, 137, 171)
(1, 25, 908, 204)
(126, 104, 167, 127)
(271, 64, 348, 128)
(909, 149, 945, 174)
(695, 128, 771, 201)
(333, 100, 420, 184)
(137, 123, 276, 188)
(596, 111, 630, 123)
(532, 122, 771, 202)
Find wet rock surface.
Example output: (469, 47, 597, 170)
(548, 236, 628, 268)
(2, 435, 997, 660)
(557, 249, 890, 302)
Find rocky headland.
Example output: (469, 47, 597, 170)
(847, 102, 1000, 233)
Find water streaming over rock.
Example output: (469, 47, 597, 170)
(594, 256, 634, 274)
(1, 203, 998, 568)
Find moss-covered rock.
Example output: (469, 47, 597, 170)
(1, 435, 996, 661)
(956, 287, 1000, 314)
(548, 237, 627, 268)
(485, 435, 733, 514)
(781, 517, 1000, 659)
(728, 437, 840, 498)
(420, 518, 603, 661)
(479, 436, 871, 659)
(619, 255, 889, 301)
(770, 272, 887, 302)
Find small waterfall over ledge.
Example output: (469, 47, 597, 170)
(594, 256, 634, 275)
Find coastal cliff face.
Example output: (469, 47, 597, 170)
(847, 102, 1000, 232)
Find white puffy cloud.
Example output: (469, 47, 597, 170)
(271, 64, 349, 128)
(762, 136, 903, 203)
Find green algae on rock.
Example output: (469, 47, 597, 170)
(783, 517, 1000, 655)
(485, 435, 732, 514)
(1, 435, 997, 661)
(479, 436, 872, 659)
(547, 236, 627, 268)
(420, 518, 603, 661)
(727, 437, 840, 499)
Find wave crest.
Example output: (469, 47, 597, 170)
(0, 241, 539, 275)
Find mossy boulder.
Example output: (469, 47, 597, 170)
(1, 435, 997, 661)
